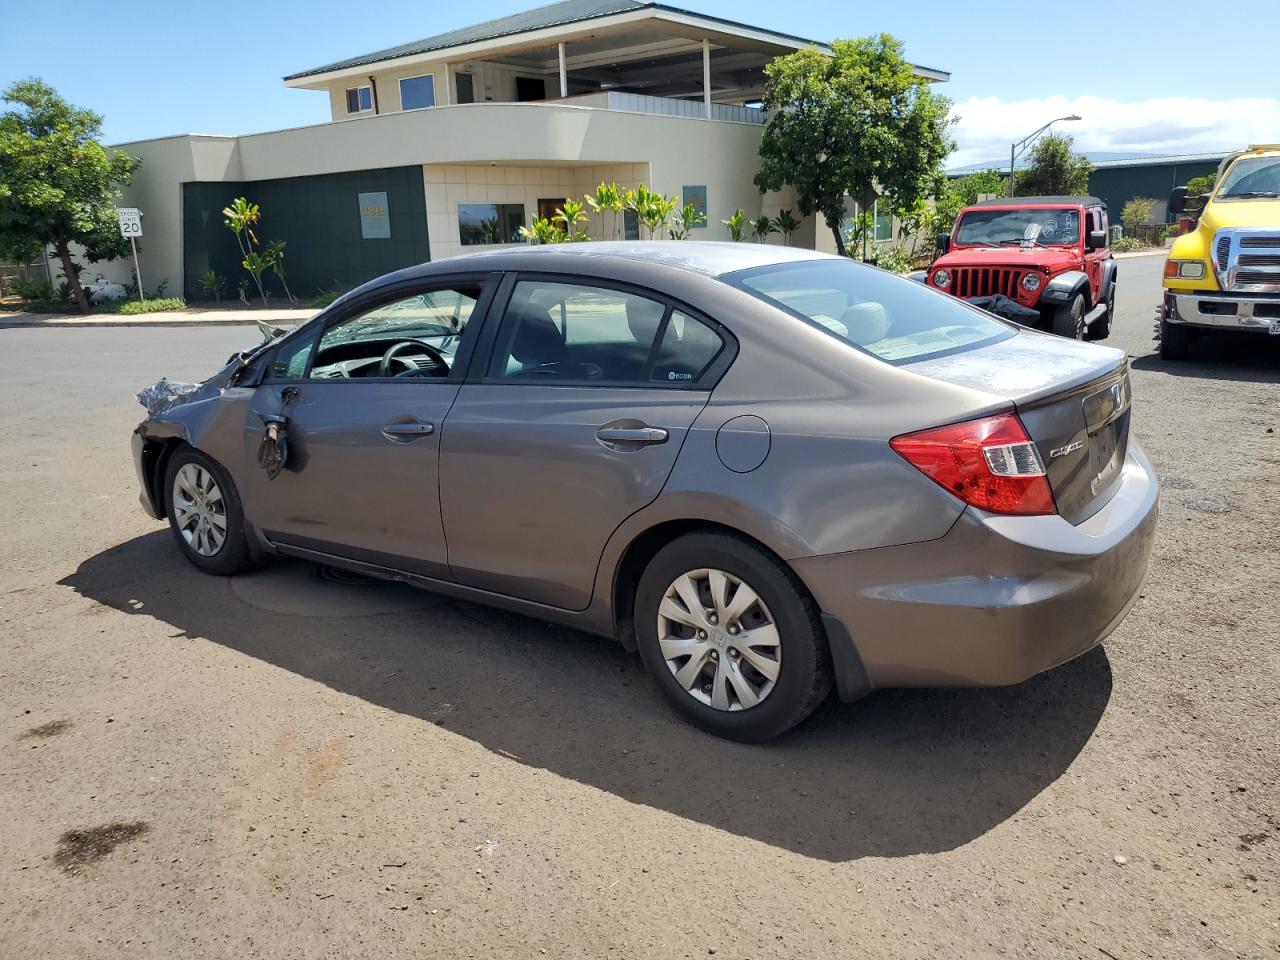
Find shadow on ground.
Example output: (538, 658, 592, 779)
(61, 531, 1113, 862)
(1131, 330, 1280, 383)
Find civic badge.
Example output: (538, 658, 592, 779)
(1049, 439, 1085, 459)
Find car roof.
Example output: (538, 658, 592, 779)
(420, 241, 839, 279)
(971, 196, 1104, 209)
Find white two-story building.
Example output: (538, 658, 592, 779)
(104, 0, 947, 300)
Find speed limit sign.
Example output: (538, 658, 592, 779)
(117, 207, 142, 238)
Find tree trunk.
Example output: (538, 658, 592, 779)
(56, 238, 90, 314)
(830, 222, 847, 258)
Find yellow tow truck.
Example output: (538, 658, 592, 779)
(1159, 144, 1280, 359)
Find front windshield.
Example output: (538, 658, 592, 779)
(1216, 156, 1280, 199)
(725, 258, 1014, 365)
(954, 207, 1080, 247)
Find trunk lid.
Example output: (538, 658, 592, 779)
(907, 330, 1131, 524)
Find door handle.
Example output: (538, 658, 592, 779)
(381, 420, 435, 442)
(596, 426, 668, 445)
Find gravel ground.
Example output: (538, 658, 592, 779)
(1, 253, 1276, 959)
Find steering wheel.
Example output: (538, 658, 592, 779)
(379, 339, 449, 378)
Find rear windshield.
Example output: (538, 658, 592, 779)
(724, 259, 1014, 365)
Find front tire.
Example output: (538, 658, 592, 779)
(1159, 317, 1193, 361)
(1052, 292, 1086, 339)
(634, 532, 833, 741)
(1086, 285, 1114, 340)
(163, 447, 255, 575)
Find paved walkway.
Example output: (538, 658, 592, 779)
(0, 306, 316, 329)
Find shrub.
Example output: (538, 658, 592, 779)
(1120, 197, 1156, 232)
(198, 270, 226, 303)
(1111, 237, 1141, 253)
(869, 246, 914, 274)
(311, 289, 344, 308)
(116, 297, 186, 315)
(12, 277, 55, 301)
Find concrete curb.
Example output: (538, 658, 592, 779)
(1113, 250, 1168, 260)
(0, 309, 315, 330)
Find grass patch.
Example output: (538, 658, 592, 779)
(114, 297, 187, 315)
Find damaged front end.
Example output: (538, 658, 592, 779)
(132, 334, 284, 519)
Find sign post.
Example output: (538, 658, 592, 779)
(117, 208, 144, 305)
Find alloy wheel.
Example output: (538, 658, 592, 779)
(172, 462, 227, 557)
(657, 568, 780, 711)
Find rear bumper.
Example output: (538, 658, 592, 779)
(795, 442, 1159, 692)
(1164, 291, 1280, 332)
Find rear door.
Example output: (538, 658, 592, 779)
(439, 274, 730, 610)
(243, 276, 493, 577)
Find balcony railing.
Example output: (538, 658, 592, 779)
(555, 91, 766, 124)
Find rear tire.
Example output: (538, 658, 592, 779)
(163, 447, 255, 576)
(1052, 292, 1086, 340)
(1159, 318, 1193, 361)
(634, 532, 833, 742)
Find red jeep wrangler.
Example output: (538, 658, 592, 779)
(926, 196, 1116, 340)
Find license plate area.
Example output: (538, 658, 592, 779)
(1082, 376, 1131, 497)
(1269, 320, 1280, 335)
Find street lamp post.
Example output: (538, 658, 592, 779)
(1009, 115, 1082, 196)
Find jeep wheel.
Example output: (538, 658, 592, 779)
(1086, 285, 1114, 341)
(1052, 293, 1086, 340)
(1159, 317, 1193, 361)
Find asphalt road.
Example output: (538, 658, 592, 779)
(2, 253, 1277, 959)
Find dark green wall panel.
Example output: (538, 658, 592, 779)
(183, 166, 428, 301)
(1088, 160, 1220, 222)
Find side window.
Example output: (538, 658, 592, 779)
(288, 283, 481, 380)
(488, 280, 721, 385)
(650, 310, 723, 383)
(270, 328, 320, 380)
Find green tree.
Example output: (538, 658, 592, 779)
(754, 35, 953, 256)
(0, 79, 138, 313)
(1185, 173, 1216, 196)
(771, 208, 801, 245)
(935, 168, 1005, 229)
(222, 197, 269, 305)
(1013, 134, 1093, 196)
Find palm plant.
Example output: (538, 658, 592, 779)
(585, 182, 623, 240)
(264, 239, 295, 304)
(222, 197, 269, 304)
(645, 193, 680, 239)
(553, 199, 590, 241)
(517, 217, 565, 245)
(668, 201, 706, 240)
(198, 270, 225, 304)
(772, 208, 801, 245)
(750, 214, 777, 244)
(722, 209, 747, 242)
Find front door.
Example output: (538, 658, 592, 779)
(440, 276, 729, 609)
(243, 278, 491, 577)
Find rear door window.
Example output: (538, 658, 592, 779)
(725, 258, 1014, 365)
(487, 279, 723, 385)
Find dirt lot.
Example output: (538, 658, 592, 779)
(1, 253, 1277, 959)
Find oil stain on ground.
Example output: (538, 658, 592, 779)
(18, 719, 74, 739)
(54, 821, 151, 873)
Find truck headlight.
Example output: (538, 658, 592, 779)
(933, 269, 951, 288)
(1021, 273, 1042, 292)
(1163, 259, 1206, 280)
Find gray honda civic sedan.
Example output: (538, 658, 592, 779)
(133, 242, 1158, 740)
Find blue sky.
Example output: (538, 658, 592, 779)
(4, 0, 1278, 166)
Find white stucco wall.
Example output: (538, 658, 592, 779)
(101, 103, 824, 298)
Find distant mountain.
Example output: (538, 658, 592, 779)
(946, 151, 1161, 174)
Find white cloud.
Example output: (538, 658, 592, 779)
(948, 95, 1280, 168)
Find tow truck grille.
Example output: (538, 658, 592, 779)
(951, 267, 1030, 299)
(1213, 229, 1280, 293)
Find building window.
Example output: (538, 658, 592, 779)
(345, 86, 373, 114)
(400, 74, 436, 111)
(458, 203, 525, 246)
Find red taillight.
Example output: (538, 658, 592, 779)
(890, 413, 1057, 516)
